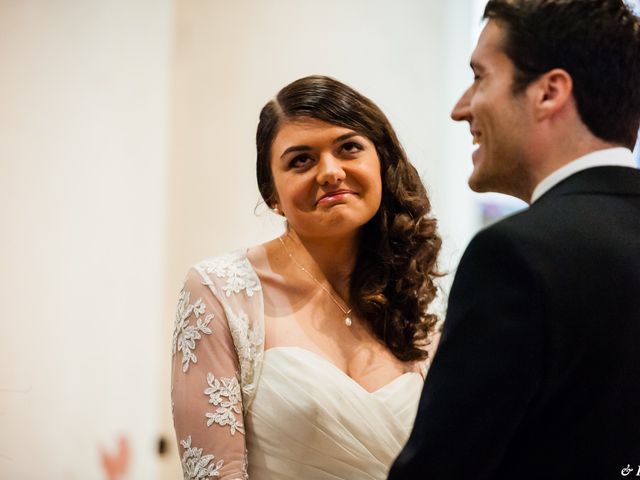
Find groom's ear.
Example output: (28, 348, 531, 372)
(529, 68, 573, 122)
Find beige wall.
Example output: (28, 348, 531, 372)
(167, 0, 479, 312)
(0, 0, 172, 477)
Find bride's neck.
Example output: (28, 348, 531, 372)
(285, 229, 358, 296)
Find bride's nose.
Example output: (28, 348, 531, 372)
(316, 154, 346, 185)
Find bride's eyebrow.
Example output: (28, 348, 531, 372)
(280, 145, 311, 159)
(279, 132, 362, 159)
(333, 132, 360, 143)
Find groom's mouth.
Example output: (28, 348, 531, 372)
(471, 130, 483, 165)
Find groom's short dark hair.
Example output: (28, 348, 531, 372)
(484, 0, 640, 150)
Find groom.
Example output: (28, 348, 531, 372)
(389, 1, 640, 479)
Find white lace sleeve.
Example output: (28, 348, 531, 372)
(171, 268, 249, 480)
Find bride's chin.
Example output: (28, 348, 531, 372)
(298, 223, 363, 242)
(289, 209, 375, 239)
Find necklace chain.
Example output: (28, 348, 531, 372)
(278, 235, 353, 327)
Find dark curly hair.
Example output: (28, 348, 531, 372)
(256, 75, 442, 362)
(484, 0, 640, 149)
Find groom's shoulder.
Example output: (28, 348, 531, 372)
(467, 203, 564, 260)
(460, 211, 533, 266)
(477, 206, 543, 243)
(471, 194, 602, 264)
(485, 194, 575, 239)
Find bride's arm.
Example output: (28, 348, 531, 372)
(171, 268, 248, 480)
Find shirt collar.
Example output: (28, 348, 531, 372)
(530, 147, 636, 203)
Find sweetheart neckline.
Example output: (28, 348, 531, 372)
(263, 346, 422, 395)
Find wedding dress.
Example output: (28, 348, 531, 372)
(171, 250, 423, 480)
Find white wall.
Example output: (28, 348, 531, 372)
(428, 0, 481, 292)
(0, 1, 479, 478)
(0, 1, 172, 478)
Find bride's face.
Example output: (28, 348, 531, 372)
(270, 117, 382, 240)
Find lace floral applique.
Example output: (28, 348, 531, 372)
(204, 373, 245, 435)
(238, 451, 249, 480)
(201, 253, 261, 298)
(173, 290, 213, 373)
(179, 436, 224, 479)
(227, 309, 264, 404)
(194, 252, 265, 411)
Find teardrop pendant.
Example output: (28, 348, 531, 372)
(345, 316, 352, 327)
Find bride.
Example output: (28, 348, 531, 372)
(171, 75, 441, 480)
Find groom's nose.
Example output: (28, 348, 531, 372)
(451, 86, 472, 122)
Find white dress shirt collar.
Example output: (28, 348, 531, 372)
(530, 147, 636, 203)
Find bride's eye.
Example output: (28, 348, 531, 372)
(340, 141, 364, 155)
(289, 154, 313, 169)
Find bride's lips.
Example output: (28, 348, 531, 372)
(316, 189, 357, 206)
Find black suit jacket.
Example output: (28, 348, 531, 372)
(389, 166, 640, 480)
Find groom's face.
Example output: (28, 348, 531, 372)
(451, 20, 534, 199)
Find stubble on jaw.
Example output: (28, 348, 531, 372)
(469, 158, 535, 202)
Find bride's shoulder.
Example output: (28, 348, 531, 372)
(193, 248, 250, 271)
(184, 248, 261, 299)
(410, 329, 441, 378)
(406, 359, 429, 380)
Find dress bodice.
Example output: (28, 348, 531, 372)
(246, 347, 423, 479)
